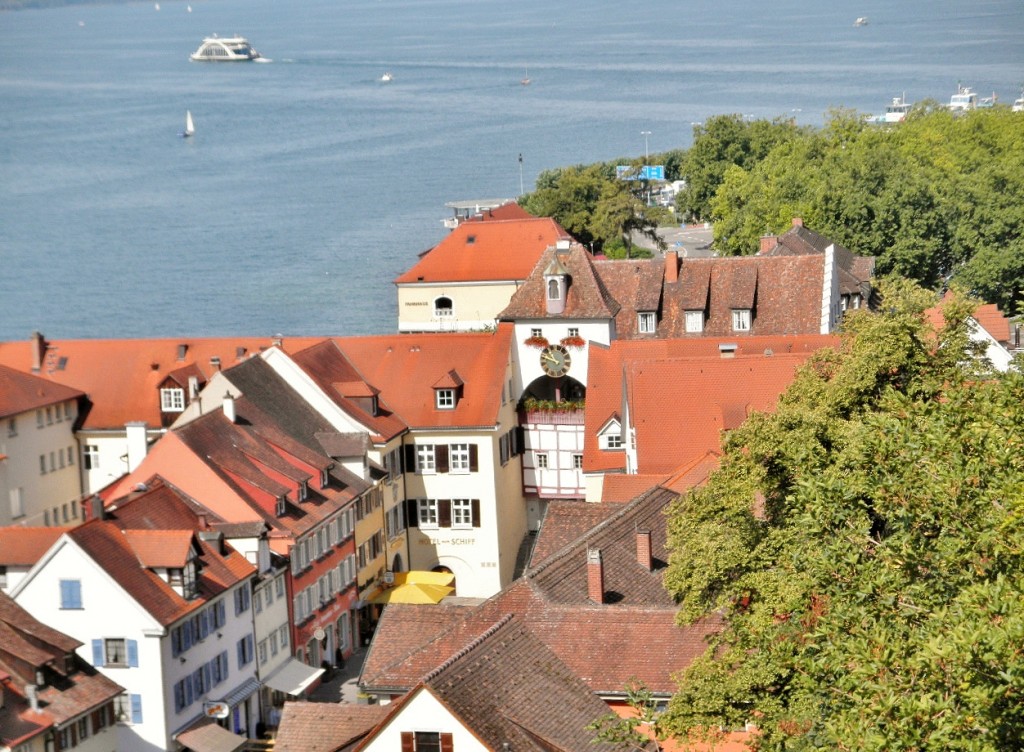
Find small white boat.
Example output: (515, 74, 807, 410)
(381, 71, 393, 82)
(948, 84, 978, 111)
(190, 35, 262, 62)
(854, 17, 868, 26)
(520, 67, 531, 86)
(182, 109, 195, 138)
(1013, 89, 1024, 113)
(866, 93, 913, 124)
(154, 2, 160, 9)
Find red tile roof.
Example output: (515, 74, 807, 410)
(0, 364, 83, 420)
(0, 527, 70, 566)
(529, 501, 619, 567)
(394, 217, 570, 285)
(0, 336, 321, 430)
(334, 326, 513, 429)
(122, 530, 193, 568)
(499, 244, 621, 321)
(275, 702, 386, 752)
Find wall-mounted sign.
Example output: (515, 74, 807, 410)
(204, 701, 230, 719)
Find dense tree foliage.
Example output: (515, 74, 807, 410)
(661, 280, 1024, 750)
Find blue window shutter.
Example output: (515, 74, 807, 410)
(130, 694, 142, 724)
(221, 651, 229, 680)
(92, 639, 103, 666)
(217, 600, 226, 627)
(183, 621, 193, 650)
(199, 610, 209, 639)
(236, 639, 243, 669)
(185, 677, 193, 706)
(127, 640, 138, 667)
(61, 580, 82, 609)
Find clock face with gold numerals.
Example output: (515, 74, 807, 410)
(540, 344, 571, 377)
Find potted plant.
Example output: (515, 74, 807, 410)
(560, 334, 586, 348)
(524, 334, 549, 348)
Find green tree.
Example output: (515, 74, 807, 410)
(519, 164, 610, 248)
(661, 280, 1024, 750)
(591, 172, 664, 259)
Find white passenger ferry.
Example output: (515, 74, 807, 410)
(190, 35, 262, 62)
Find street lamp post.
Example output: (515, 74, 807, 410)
(518, 153, 524, 197)
(640, 131, 651, 163)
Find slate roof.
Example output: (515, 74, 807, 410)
(334, 327, 514, 430)
(290, 340, 407, 443)
(529, 501, 619, 568)
(275, 702, 386, 752)
(361, 487, 721, 698)
(0, 364, 83, 420)
(0, 336, 322, 431)
(0, 592, 123, 747)
(394, 217, 569, 285)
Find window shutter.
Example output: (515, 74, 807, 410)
(435, 445, 449, 473)
(127, 639, 139, 667)
(130, 694, 143, 724)
(469, 444, 479, 471)
(92, 639, 103, 666)
(440, 733, 454, 752)
(438, 499, 452, 528)
(406, 498, 419, 528)
(404, 444, 416, 473)
(217, 600, 226, 627)
(472, 499, 481, 528)
(400, 732, 415, 752)
(237, 639, 244, 669)
(515, 426, 525, 455)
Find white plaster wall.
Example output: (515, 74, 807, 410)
(0, 401, 81, 526)
(254, 570, 291, 681)
(77, 428, 164, 496)
(12, 538, 169, 752)
(821, 246, 839, 334)
(511, 320, 612, 399)
(359, 687, 488, 752)
(522, 423, 585, 498)
(397, 281, 520, 333)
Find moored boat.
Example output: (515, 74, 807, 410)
(190, 35, 262, 62)
(866, 93, 912, 124)
(948, 84, 977, 111)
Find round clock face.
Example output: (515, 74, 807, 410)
(540, 344, 572, 377)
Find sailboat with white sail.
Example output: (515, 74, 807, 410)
(182, 110, 195, 138)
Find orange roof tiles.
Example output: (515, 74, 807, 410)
(122, 529, 193, 568)
(394, 217, 570, 285)
(0, 335, 321, 430)
(0, 364, 83, 420)
(333, 326, 513, 429)
(0, 527, 70, 566)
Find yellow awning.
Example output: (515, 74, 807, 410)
(368, 571, 455, 605)
(392, 571, 454, 587)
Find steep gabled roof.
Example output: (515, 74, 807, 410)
(394, 217, 570, 285)
(529, 500, 619, 568)
(0, 528, 70, 566)
(334, 327, 513, 430)
(275, 703, 386, 752)
(499, 245, 621, 321)
(0, 364, 83, 420)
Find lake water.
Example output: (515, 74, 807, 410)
(2, 0, 1022, 340)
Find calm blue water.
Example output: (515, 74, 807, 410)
(2, 0, 1023, 340)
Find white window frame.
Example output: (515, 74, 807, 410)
(160, 387, 186, 412)
(638, 311, 656, 334)
(452, 499, 473, 529)
(732, 309, 751, 332)
(685, 310, 704, 333)
(536, 452, 549, 469)
(450, 443, 470, 474)
(435, 389, 455, 409)
(417, 445, 436, 474)
(417, 499, 438, 528)
(573, 454, 583, 469)
(83, 445, 100, 470)
(434, 296, 454, 318)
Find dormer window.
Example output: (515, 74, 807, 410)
(731, 309, 751, 332)
(434, 296, 454, 318)
(160, 387, 185, 412)
(547, 278, 560, 300)
(436, 388, 455, 409)
(297, 481, 308, 502)
(320, 469, 329, 489)
(685, 310, 704, 333)
(599, 417, 623, 450)
(275, 497, 287, 516)
(182, 558, 198, 599)
(638, 312, 656, 334)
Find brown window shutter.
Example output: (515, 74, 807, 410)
(472, 499, 481, 528)
(514, 426, 525, 456)
(406, 498, 419, 527)
(401, 732, 415, 752)
(435, 445, 449, 473)
(404, 444, 417, 473)
(469, 444, 478, 471)
(440, 732, 454, 752)
(438, 499, 452, 528)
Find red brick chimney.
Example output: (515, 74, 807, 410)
(636, 529, 653, 571)
(792, 217, 803, 227)
(664, 250, 679, 283)
(759, 234, 776, 254)
(31, 331, 46, 372)
(587, 549, 604, 604)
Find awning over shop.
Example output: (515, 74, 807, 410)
(368, 570, 455, 605)
(262, 657, 325, 696)
(175, 718, 246, 752)
(220, 676, 262, 708)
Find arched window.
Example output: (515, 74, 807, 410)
(434, 296, 453, 317)
(547, 278, 560, 300)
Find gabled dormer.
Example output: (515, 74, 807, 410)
(433, 369, 464, 410)
(543, 241, 572, 315)
(597, 414, 623, 450)
(122, 530, 201, 599)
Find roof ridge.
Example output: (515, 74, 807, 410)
(421, 613, 515, 683)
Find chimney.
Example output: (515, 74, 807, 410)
(30, 331, 46, 372)
(587, 548, 604, 604)
(759, 234, 776, 254)
(90, 494, 105, 521)
(210, 356, 221, 372)
(25, 684, 39, 713)
(792, 217, 803, 227)
(636, 529, 653, 571)
(272, 336, 283, 348)
(125, 421, 148, 472)
(664, 250, 679, 283)
(556, 239, 571, 251)
(223, 392, 236, 423)
(719, 343, 738, 358)
(188, 376, 200, 399)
